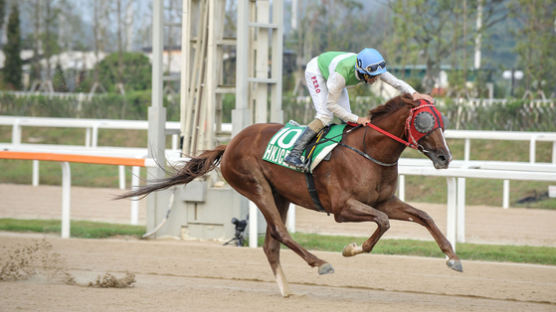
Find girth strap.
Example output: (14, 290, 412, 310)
(305, 172, 328, 215)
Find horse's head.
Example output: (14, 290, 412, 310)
(405, 96, 452, 169)
(369, 94, 452, 169)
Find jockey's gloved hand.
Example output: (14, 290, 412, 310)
(356, 116, 370, 125)
(412, 92, 434, 103)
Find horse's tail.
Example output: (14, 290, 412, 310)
(116, 145, 227, 199)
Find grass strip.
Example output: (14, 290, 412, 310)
(0, 218, 145, 239)
(2, 219, 553, 265)
(258, 232, 556, 266)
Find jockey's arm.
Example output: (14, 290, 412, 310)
(379, 72, 433, 102)
(325, 72, 360, 124)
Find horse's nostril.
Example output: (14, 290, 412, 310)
(438, 154, 446, 162)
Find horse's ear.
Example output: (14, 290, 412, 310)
(401, 93, 417, 107)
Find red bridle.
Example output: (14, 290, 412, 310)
(349, 99, 444, 150)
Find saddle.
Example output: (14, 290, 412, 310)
(262, 121, 347, 173)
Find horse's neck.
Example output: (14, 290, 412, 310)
(367, 109, 409, 161)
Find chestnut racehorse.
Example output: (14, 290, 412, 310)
(118, 94, 461, 297)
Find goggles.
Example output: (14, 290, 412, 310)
(357, 60, 386, 75)
(365, 61, 386, 73)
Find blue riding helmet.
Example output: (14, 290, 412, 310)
(355, 48, 387, 76)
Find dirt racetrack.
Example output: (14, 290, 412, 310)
(1, 183, 556, 311)
(0, 233, 555, 312)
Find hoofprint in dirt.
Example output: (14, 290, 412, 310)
(0, 234, 554, 312)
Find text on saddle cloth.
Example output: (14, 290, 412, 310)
(262, 121, 347, 173)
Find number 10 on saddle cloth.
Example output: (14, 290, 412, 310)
(262, 121, 346, 173)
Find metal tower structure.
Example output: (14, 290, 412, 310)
(180, 0, 236, 156)
(180, 0, 284, 152)
(146, 0, 284, 240)
(233, 0, 284, 136)
(147, 0, 169, 237)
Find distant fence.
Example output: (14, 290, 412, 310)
(309, 96, 555, 132)
(440, 98, 555, 131)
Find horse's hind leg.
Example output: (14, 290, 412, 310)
(262, 195, 290, 297)
(225, 170, 332, 278)
(254, 191, 333, 275)
(377, 196, 462, 272)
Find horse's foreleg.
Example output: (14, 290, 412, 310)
(377, 196, 462, 272)
(334, 198, 391, 257)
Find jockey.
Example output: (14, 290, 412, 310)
(284, 48, 433, 169)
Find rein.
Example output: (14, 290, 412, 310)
(340, 100, 441, 166)
(307, 100, 441, 168)
(338, 124, 398, 167)
(364, 122, 415, 149)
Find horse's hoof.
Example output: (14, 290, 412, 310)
(446, 259, 463, 272)
(342, 242, 360, 257)
(318, 263, 334, 275)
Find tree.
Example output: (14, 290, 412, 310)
(93, 52, 152, 92)
(43, 0, 61, 80)
(0, 0, 6, 45)
(3, 4, 22, 90)
(386, 0, 507, 92)
(509, 0, 556, 96)
(29, 0, 42, 85)
(52, 62, 68, 92)
(90, 0, 111, 92)
(286, 0, 385, 97)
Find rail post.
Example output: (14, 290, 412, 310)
(529, 135, 537, 163)
(287, 203, 295, 233)
(398, 174, 405, 201)
(119, 166, 126, 189)
(249, 201, 258, 248)
(32, 160, 39, 186)
(446, 177, 457, 251)
(12, 118, 21, 144)
(464, 138, 471, 161)
(85, 127, 91, 147)
(457, 177, 466, 242)
(61, 162, 71, 238)
(503, 180, 510, 209)
(131, 166, 140, 225)
(92, 124, 99, 148)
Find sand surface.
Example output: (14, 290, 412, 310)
(1, 183, 556, 311)
(0, 234, 555, 312)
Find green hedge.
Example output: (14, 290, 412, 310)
(0, 92, 554, 131)
(0, 92, 181, 121)
(441, 98, 556, 131)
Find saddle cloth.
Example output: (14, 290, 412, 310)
(262, 121, 346, 173)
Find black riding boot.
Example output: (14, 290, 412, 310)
(284, 127, 317, 169)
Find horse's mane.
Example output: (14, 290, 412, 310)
(369, 93, 415, 122)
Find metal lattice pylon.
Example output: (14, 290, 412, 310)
(180, 0, 284, 153)
(180, 0, 235, 156)
(233, 0, 284, 137)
